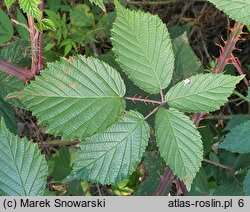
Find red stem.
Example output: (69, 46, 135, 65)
(230, 53, 248, 86)
(155, 166, 174, 196)
(37, 0, 44, 73)
(0, 59, 34, 81)
(213, 22, 243, 74)
(193, 22, 243, 127)
(177, 179, 188, 196)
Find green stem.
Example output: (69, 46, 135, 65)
(233, 90, 250, 103)
(203, 158, 234, 172)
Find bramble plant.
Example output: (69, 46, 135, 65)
(0, 0, 250, 196)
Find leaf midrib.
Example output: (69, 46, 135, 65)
(118, 9, 163, 92)
(77, 118, 145, 171)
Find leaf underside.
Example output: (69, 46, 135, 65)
(0, 118, 48, 195)
(111, 2, 174, 94)
(19, 55, 126, 140)
(155, 108, 203, 190)
(66, 110, 150, 184)
(219, 120, 250, 153)
(208, 0, 250, 25)
(166, 73, 244, 112)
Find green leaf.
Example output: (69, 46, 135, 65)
(0, 39, 31, 67)
(49, 147, 75, 181)
(219, 120, 250, 153)
(70, 4, 94, 27)
(0, 73, 24, 99)
(213, 179, 243, 196)
(18, 55, 126, 140)
(189, 167, 210, 196)
(243, 169, 250, 195)
(224, 115, 250, 131)
(169, 25, 204, 85)
(0, 118, 48, 195)
(19, 0, 42, 20)
(234, 153, 250, 170)
(111, 2, 175, 94)
(208, 0, 250, 25)
(0, 9, 14, 44)
(40, 18, 57, 31)
(16, 8, 29, 40)
(66, 111, 150, 184)
(166, 73, 244, 112)
(4, 0, 15, 9)
(155, 108, 203, 190)
(0, 98, 17, 133)
(0, 42, 27, 104)
(133, 151, 165, 196)
(90, 0, 106, 11)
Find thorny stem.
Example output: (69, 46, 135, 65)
(0, 0, 44, 80)
(27, 14, 38, 75)
(155, 166, 174, 196)
(192, 22, 244, 127)
(230, 53, 248, 86)
(212, 22, 243, 74)
(38, 0, 44, 73)
(154, 21, 244, 197)
(124, 96, 163, 105)
(0, 59, 34, 81)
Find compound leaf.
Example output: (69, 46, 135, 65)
(19, 0, 42, 20)
(155, 108, 203, 190)
(0, 118, 48, 195)
(66, 111, 150, 184)
(0, 9, 14, 44)
(208, 0, 250, 25)
(244, 169, 250, 195)
(18, 55, 126, 140)
(112, 2, 174, 94)
(219, 120, 250, 153)
(166, 73, 244, 112)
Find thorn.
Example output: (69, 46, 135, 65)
(220, 36, 227, 44)
(196, 126, 205, 129)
